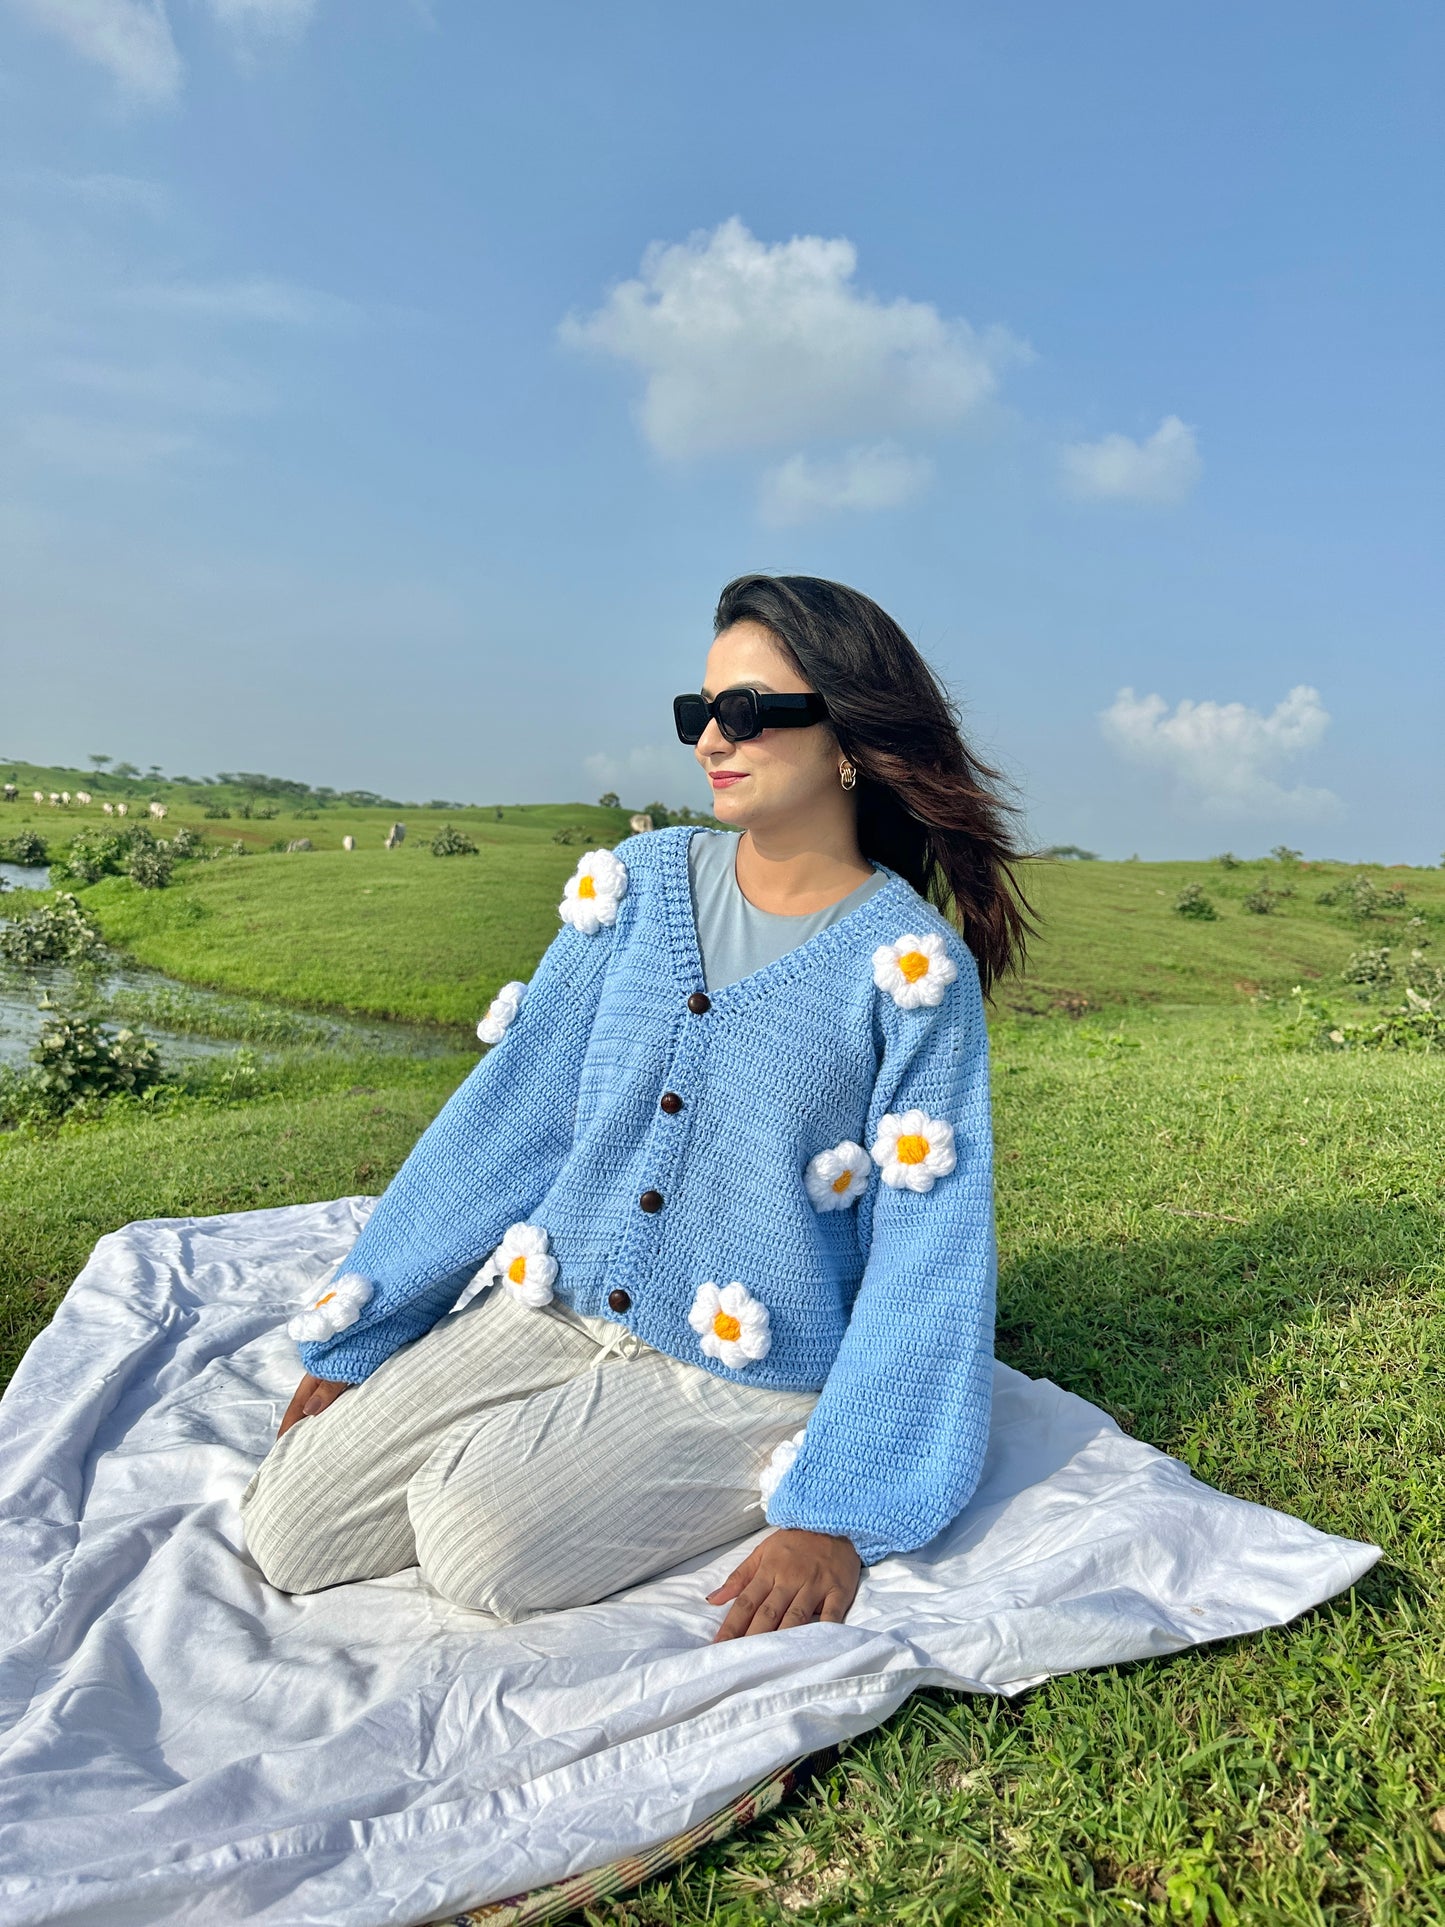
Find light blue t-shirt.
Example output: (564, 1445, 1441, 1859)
(687, 829, 888, 992)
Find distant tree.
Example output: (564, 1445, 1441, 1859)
(641, 800, 672, 828)
(598, 791, 620, 809)
(147, 764, 163, 779)
(88, 753, 111, 771)
(112, 762, 140, 779)
(1040, 844, 1099, 861)
(1271, 845, 1303, 867)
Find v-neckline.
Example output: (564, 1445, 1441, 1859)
(660, 825, 913, 1010)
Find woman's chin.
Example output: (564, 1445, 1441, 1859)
(707, 784, 751, 824)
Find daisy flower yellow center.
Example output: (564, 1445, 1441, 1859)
(712, 1309, 743, 1343)
(895, 1132, 930, 1164)
(831, 1169, 854, 1193)
(507, 1255, 528, 1283)
(897, 949, 930, 983)
(577, 874, 596, 898)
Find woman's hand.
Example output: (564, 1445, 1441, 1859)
(278, 1373, 353, 1439)
(707, 1527, 861, 1640)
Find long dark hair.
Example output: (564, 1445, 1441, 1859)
(713, 573, 1036, 994)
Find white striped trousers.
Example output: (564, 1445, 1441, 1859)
(239, 1285, 817, 1621)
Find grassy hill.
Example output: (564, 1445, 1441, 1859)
(59, 837, 1445, 1029)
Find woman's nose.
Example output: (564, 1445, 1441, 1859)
(695, 715, 729, 759)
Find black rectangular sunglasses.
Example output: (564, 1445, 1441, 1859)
(673, 688, 829, 745)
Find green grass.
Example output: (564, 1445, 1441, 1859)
(77, 840, 593, 1026)
(65, 846, 1445, 1029)
(3, 840, 1445, 1921)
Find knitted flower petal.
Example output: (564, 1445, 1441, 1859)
(759, 1427, 808, 1506)
(803, 1140, 873, 1211)
(688, 1279, 771, 1369)
(870, 1108, 958, 1193)
(287, 1270, 373, 1343)
(871, 931, 958, 1010)
(489, 1221, 559, 1308)
(476, 978, 527, 1045)
(558, 848, 628, 935)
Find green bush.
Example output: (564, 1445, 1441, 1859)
(1279, 984, 1445, 1052)
(24, 1008, 163, 1114)
(1315, 873, 1409, 919)
(203, 804, 231, 819)
(1214, 851, 1241, 869)
(1342, 946, 1393, 989)
(1242, 886, 1284, 915)
(0, 892, 107, 966)
(1174, 883, 1217, 920)
(128, 844, 175, 890)
(1, 829, 48, 866)
(430, 823, 479, 856)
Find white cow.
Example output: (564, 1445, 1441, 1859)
(76, 791, 91, 805)
(342, 834, 355, 851)
(102, 801, 114, 815)
(149, 801, 168, 820)
(116, 802, 128, 817)
(61, 791, 71, 804)
(49, 793, 59, 805)
(32, 792, 43, 804)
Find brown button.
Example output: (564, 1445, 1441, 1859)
(607, 1287, 632, 1313)
(639, 1189, 664, 1213)
(659, 1091, 683, 1114)
(687, 991, 711, 1014)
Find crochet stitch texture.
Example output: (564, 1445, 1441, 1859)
(296, 826, 997, 1563)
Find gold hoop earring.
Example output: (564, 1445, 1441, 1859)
(839, 761, 857, 791)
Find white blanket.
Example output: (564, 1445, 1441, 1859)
(0, 1200, 1378, 1927)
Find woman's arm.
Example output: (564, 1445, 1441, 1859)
(292, 909, 617, 1385)
(762, 950, 996, 1565)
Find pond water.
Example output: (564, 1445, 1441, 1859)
(0, 898, 468, 1071)
(0, 863, 51, 892)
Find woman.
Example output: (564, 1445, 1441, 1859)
(239, 574, 1032, 1640)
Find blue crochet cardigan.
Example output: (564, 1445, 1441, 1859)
(295, 826, 997, 1564)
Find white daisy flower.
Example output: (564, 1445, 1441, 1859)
(872, 931, 958, 1009)
(558, 848, 628, 934)
(687, 1280, 771, 1370)
(485, 1222, 558, 1309)
(803, 1140, 872, 1211)
(287, 1270, 373, 1343)
(476, 978, 526, 1045)
(870, 1109, 958, 1192)
(758, 1427, 807, 1506)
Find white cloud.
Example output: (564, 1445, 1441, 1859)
(7, 0, 182, 102)
(759, 443, 933, 526)
(24, 412, 199, 475)
(47, 356, 270, 415)
(1060, 414, 1201, 506)
(18, 169, 171, 217)
(121, 275, 359, 326)
(1100, 683, 1340, 820)
(203, 0, 316, 35)
(560, 216, 1027, 462)
(7, 0, 318, 101)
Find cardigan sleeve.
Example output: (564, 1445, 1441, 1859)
(762, 953, 996, 1564)
(293, 917, 614, 1384)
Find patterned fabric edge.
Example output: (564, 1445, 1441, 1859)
(424, 1756, 809, 1927)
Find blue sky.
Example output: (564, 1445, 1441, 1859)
(2, 0, 1440, 858)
